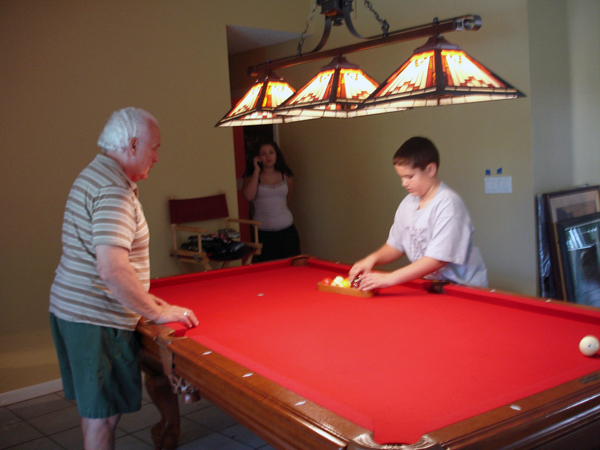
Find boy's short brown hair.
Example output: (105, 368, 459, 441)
(393, 137, 440, 171)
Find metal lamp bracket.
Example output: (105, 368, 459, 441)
(299, 0, 390, 56)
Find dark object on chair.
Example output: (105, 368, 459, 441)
(169, 193, 262, 271)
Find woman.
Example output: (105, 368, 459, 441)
(242, 141, 300, 262)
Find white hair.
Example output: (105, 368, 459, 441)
(97, 107, 158, 152)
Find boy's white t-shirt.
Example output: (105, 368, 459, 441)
(386, 181, 488, 287)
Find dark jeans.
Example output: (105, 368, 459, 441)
(255, 224, 301, 263)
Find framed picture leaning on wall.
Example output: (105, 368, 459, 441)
(544, 185, 600, 300)
(557, 212, 600, 306)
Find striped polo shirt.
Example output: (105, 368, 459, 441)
(50, 153, 150, 330)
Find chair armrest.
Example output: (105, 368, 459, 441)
(225, 218, 263, 247)
(171, 224, 208, 254)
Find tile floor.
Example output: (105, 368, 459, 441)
(0, 388, 276, 450)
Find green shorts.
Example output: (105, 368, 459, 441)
(49, 313, 142, 418)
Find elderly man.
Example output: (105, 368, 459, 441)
(49, 107, 198, 450)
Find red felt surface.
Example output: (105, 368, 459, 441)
(149, 259, 600, 445)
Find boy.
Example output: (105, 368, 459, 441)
(349, 136, 488, 290)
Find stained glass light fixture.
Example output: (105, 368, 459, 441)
(216, 0, 525, 127)
(360, 34, 525, 113)
(274, 56, 380, 119)
(215, 72, 315, 127)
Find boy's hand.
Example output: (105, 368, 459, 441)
(349, 245, 403, 282)
(358, 272, 393, 291)
(349, 259, 373, 281)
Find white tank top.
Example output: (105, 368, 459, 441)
(252, 179, 294, 231)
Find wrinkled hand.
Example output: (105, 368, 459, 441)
(153, 298, 199, 328)
(357, 272, 393, 291)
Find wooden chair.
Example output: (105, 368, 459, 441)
(169, 192, 262, 271)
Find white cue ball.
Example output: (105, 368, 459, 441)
(579, 335, 600, 356)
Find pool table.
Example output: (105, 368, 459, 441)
(137, 256, 600, 450)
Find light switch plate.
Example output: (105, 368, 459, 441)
(485, 176, 512, 194)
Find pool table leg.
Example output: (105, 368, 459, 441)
(144, 372, 180, 450)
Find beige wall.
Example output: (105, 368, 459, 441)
(569, 0, 600, 186)
(1, 0, 598, 395)
(529, 0, 600, 193)
(0, 0, 311, 394)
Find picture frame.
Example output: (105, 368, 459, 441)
(556, 212, 600, 306)
(544, 185, 600, 299)
(545, 186, 600, 224)
(536, 194, 555, 298)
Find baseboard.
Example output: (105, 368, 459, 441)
(0, 379, 63, 407)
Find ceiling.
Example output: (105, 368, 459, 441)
(226, 25, 302, 55)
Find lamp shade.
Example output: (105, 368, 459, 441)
(360, 35, 525, 112)
(216, 72, 314, 127)
(274, 56, 380, 118)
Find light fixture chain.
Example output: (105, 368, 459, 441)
(298, 0, 319, 56)
(362, 0, 389, 35)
